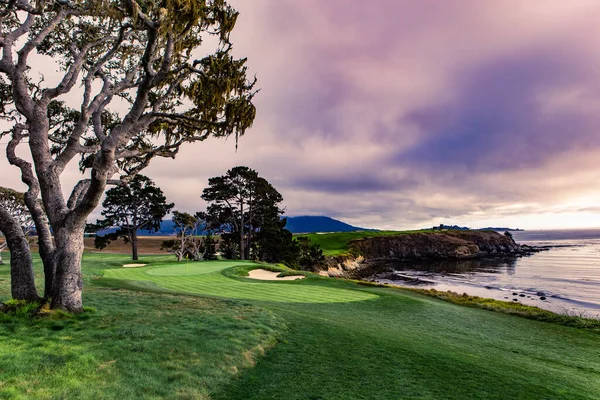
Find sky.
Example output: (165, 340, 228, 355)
(3, 0, 600, 230)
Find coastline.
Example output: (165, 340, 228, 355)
(318, 229, 600, 319)
(352, 279, 600, 330)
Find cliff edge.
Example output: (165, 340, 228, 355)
(351, 230, 525, 261)
(322, 230, 537, 277)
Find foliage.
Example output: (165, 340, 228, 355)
(201, 166, 294, 261)
(160, 210, 214, 261)
(295, 236, 325, 271)
(254, 218, 299, 266)
(203, 233, 218, 260)
(90, 175, 174, 260)
(0, 0, 257, 310)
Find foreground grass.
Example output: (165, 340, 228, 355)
(0, 255, 284, 399)
(1, 253, 600, 399)
(296, 230, 432, 256)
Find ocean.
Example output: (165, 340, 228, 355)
(369, 229, 600, 318)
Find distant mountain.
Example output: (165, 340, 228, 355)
(95, 215, 372, 237)
(284, 216, 371, 234)
(139, 220, 177, 236)
(96, 221, 177, 237)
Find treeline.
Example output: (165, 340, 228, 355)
(85, 166, 325, 270)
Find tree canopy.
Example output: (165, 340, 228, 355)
(201, 166, 303, 264)
(91, 175, 174, 260)
(0, 0, 256, 311)
(160, 210, 216, 261)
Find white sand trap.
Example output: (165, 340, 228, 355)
(123, 263, 147, 268)
(247, 269, 305, 281)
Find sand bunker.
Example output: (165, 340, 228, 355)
(247, 269, 305, 281)
(123, 263, 147, 268)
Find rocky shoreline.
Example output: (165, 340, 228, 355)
(320, 230, 546, 278)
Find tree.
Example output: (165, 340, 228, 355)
(201, 166, 299, 264)
(296, 237, 325, 271)
(0, 0, 256, 311)
(201, 166, 285, 260)
(161, 210, 205, 261)
(203, 233, 218, 260)
(0, 187, 38, 300)
(255, 217, 299, 266)
(92, 175, 173, 260)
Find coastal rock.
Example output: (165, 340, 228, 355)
(350, 230, 528, 262)
(323, 255, 364, 277)
(320, 230, 546, 278)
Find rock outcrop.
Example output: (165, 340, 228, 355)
(321, 230, 540, 277)
(350, 230, 526, 261)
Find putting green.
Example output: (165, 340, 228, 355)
(103, 261, 377, 304)
(147, 261, 254, 276)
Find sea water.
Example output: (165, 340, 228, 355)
(369, 229, 600, 318)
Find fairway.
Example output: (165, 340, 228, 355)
(2, 253, 600, 399)
(103, 260, 378, 303)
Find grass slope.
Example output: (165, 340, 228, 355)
(296, 230, 432, 256)
(1, 253, 599, 399)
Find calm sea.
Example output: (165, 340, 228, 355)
(369, 229, 600, 318)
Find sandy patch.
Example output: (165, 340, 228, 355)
(123, 263, 147, 268)
(247, 269, 305, 281)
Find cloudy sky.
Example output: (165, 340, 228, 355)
(3, 0, 600, 230)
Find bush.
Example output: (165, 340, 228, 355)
(296, 237, 325, 271)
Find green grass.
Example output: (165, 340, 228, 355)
(102, 260, 377, 303)
(1, 252, 600, 399)
(408, 288, 600, 332)
(296, 230, 432, 256)
(0, 255, 285, 400)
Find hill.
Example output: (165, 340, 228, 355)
(284, 216, 370, 233)
(97, 215, 369, 237)
(95, 220, 177, 237)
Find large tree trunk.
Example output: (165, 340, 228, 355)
(50, 226, 84, 313)
(0, 209, 39, 302)
(131, 229, 138, 261)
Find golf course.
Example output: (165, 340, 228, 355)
(1, 253, 599, 399)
